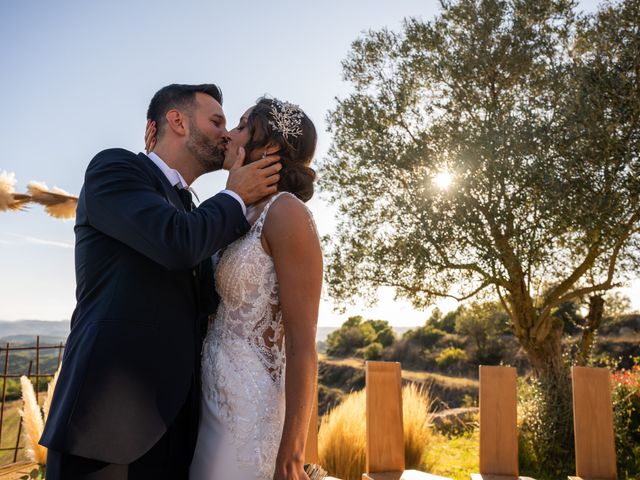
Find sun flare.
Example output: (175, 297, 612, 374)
(433, 171, 454, 190)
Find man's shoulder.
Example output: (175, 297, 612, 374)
(91, 148, 140, 163)
(87, 148, 148, 172)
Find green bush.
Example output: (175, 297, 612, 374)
(438, 310, 458, 333)
(382, 338, 428, 369)
(519, 362, 640, 480)
(611, 362, 640, 479)
(404, 325, 447, 347)
(455, 302, 509, 364)
(373, 326, 396, 347)
(435, 347, 467, 371)
(518, 375, 575, 480)
(326, 316, 376, 357)
(326, 317, 396, 357)
(363, 342, 383, 360)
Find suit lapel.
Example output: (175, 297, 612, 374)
(137, 153, 186, 211)
(137, 153, 201, 314)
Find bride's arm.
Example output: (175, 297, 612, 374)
(263, 195, 323, 480)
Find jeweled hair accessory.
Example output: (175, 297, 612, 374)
(268, 99, 305, 139)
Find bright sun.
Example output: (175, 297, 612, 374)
(433, 171, 454, 190)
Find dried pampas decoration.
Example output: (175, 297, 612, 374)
(42, 366, 61, 422)
(28, 181, 78, 220)
(0, 171, 30, 211)
(19, 376, 48, 464)
(0, 172, 78, 219)
(305, 464, 328, 480)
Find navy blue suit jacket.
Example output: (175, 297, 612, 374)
(39, 149, 249, 463)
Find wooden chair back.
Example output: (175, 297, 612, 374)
(365, 361, 405, 474)
(479, 365, 519, 477)
(571, 366, 617, 480)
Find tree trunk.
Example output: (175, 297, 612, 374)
(575, 294, 605, 366)
(517, 313, 575, 477)
(523, 317, 567, 382)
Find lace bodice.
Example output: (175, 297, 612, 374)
(210, 192, 287, 384)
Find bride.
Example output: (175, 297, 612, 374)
(188, 97, 322, 480)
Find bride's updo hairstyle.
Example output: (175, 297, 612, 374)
(244, 97, 317, 202)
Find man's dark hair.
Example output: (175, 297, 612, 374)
(147, 83, 223, 137)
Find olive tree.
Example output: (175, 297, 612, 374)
(322, 0, 639, 472)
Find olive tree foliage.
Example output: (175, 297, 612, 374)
(321, 0, 640, 382)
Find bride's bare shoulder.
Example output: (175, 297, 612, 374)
(263, 192, 317, 238)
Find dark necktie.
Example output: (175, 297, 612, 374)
(174, 186, 193, 211)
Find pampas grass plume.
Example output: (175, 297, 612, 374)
(43, 366, 61, 422)
(318, 389, 367, 480)
(27, 181, 77, 219)
(402, 382, 435, 469)
(0, 171, 30, 211)
(318, 384, 436, 480)
(19, 376, 47, 464)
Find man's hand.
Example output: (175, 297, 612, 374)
(145, 120, 157, 153)
(226, 147, 282, 205)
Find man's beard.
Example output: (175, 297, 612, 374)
(186, 123, 225, 172)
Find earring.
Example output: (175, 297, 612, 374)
(262, 151, 267, 159)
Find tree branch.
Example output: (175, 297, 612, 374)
(546, 208, 640, 310)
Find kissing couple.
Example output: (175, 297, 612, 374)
(39, 83, 323, 480)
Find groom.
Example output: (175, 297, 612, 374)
(40, 84, 281, 479)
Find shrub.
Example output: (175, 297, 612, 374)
(318, 384, 435, 480)
(611, 362, 640, 479)
(520, 361, 640, 480)
(435, 347, 468, 371)
(326, 316, 376, 357)
(383, 338, 428, 369)
(326, 317, 396, 357)
(455, 301, 509, 364)
(518, 376, 574, 480)
(363, 342, 383, 360)
(404, 325, 446, 347)
(374, 326, 396, 347)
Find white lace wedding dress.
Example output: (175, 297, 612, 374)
(190, 192, 293, 480)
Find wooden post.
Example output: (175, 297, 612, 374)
(363, 361, 452, 480)
(571, 366, 617, 480)
(365, 361, 405, 475)
(478, 366, 518, 477)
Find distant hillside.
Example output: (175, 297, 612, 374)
(0, 320, 70, 344)
(0, 321, 418, 345)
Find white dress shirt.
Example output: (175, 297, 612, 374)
(145, 152, 246, 216)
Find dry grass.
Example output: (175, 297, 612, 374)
(318, 389, 367, 480)
(0, 400, 27, 464)
(319, 355, 478, 391)
(318, 384, 436, 480)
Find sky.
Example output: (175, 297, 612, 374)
(1, 0, 636, 327)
